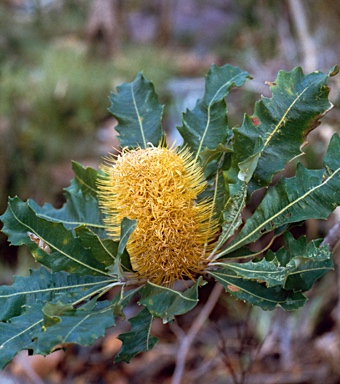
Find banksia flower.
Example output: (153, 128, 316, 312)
(97, 145, 218, 286)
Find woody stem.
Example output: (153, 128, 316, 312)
(171, 282, 224, 384)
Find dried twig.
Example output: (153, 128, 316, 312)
(322, 217, 340, 329)
(171, 282, 224, 384)
(287, 0, 317, 72)
(322, 221, 340, 251)
(15, 353, 46, 384)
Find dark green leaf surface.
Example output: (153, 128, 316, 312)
(117, 218, 137, 259)
(227, 67, 333, 189)
(221, 257, 287, 288)
(0, 305, 44, 369)
(1, 197, 109, 276)
(178, 64, 250, 162)
(210, 179, 247, 259)
(282, 234, 333, 291)
(220, 237, 332, 291)
(115, 307, 158, 363)
(108, 72, 164, 148)
(29, 193, 105, 236)
(208, 269, 306, 311)
(217, 225, 289, 260)
(107, 218, 137, 278)
(0, 267, 116, 321)
(28, 162, 106, 236)
(68, 161, 102, 198)
(139, 278, 204, 322)
(111, 286, 143, 318)
(197, 146, 230, 225)
(209, 165, 229, 221)
(199, 144, 232, 171)
(35, 300, 115, 355)
(75, 226, 117, 267)
(221, 134, 340, 256)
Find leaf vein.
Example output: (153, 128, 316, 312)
(34, 214, 106, 229)
(9, 205, 110, 277)
(74, 175, 97, 195)
(131, 80, 146, 148)
(209, 271, 286, 304)
(0, 319, 43, 349)
(195, 75, 241, 161)
(0, 279, 116, 299)
(263, 84, 311, 148)
(223, 166, 340, 254)
(145, 281, 198, 302)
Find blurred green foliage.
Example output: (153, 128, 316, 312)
(0, 2, 179, 268)
(0, 4, 178, 201)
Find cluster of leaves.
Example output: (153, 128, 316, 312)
(1, 64, 340, 368)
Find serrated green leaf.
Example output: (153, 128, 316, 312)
(43, 301, 75, 327)
(285, 254, 333, 291)
(107, 218, 137, 278)
(213, 235, 333, 297)
(0, 304, 44, 369)
(28, 162, 106, 236)
(75, 226, 117, 266)
(139, 277, 204, 323)
(220, 134, 340, 256)
(237, 137, 263, 183)
(210, 166, 229, 220)
(29, 193, 105, 236)
(35, 300, 115, 355)
(0, 64, 338, 369)
(220, 257, 287, 288)
(178, 64, 250, 162)
(0, 267, 117, 321)
(1, 197, 109, 276)
(108, 72, 164, 148)
(197, 146, 230, 228)
(68, 161, 102, 198)
(115, 307, 158, 363)
(218, 225, 289, 260)
(227, 67, 333, 189)
(199, 144, 233, 171)
(283, 234, 333, 291)
(208, 269, 306, 311)
(110, 286, 143, 318)
(209, 179, 247, 260)
(117, 218, 137, 259)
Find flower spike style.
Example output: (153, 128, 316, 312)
(97, 145, 219, 286)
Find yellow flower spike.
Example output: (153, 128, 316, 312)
(97, 145, 219, 286)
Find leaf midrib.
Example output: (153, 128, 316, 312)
(220, 165, 340, 255)
(9, 203, 110, 277)
(262, 83, 312, 148)
(0, 279, 116, 299)
(195, 73, 244, 162)
(131, 79, 147, 148)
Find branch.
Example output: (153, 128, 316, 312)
(171, 282, 224, 384)
(287, 0, 317, 72)
(321, 221, 340, 251)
